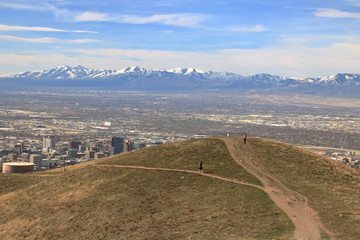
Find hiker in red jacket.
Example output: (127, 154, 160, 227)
(243, 133, 247, 144)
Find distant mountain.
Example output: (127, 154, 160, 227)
(1, 65, 359, 96)
(316, 73, 360, 86)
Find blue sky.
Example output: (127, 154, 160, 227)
(1, 0, 360, 77)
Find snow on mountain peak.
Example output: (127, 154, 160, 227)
(118, 66, 146, 73)
(73, 65, 87, 70)
(316, 73, 360, 86)
(2, 66, 359, 90)
(167, 67, 205, 75)
(56, 65, 69, 70)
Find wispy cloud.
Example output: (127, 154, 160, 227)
(3, 42, 360, 77)
(0, 2, 74, 22)
(0, 2, 40, 10)
(347, 0, 360, 7)
(73, 11, 111, 22)
(0, 2, 206, 27)
(118, 14, 205, 27)
(73, 12, 205, 27)
(63, 41, 360, 77)
(0, 35, 100, 43)
(314, 8, 360, 19)
(229, 25, 267, 32)
(0, 24, 97, 33)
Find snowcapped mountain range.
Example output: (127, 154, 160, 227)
(1, 65, 359, 96)
(2, 65, 209, 79)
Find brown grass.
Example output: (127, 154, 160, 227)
(0, 138, 293, 239)
(97, 138, 262, 186)
(238, 137, 360, 240)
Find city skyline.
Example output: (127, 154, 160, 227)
(1, 0, 360, 77)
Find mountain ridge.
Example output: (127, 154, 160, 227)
(4, 65, 360, 83)
(1, 65, 359, 96)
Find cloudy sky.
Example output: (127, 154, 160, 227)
(1, 0, 360, 77)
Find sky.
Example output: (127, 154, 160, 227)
(1, 0, 360, 77)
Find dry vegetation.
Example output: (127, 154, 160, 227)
(2, 137, 358, 239)
(97, 139, 261, 185)
(0, 138, 293, 240)
(238, 137, 360, 240)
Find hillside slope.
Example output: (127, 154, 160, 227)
(222, 137, 360, 240)
(0, 139, 292, 240)
(0, 138, 359, 239)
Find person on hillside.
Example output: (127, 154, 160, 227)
(243, 133, 247, 144)
(199, 161, 203, 173)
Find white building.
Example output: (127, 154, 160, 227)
(42, 136, 55, 152)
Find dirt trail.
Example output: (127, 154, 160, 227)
(219, 137, 333, 240)
(94, 164, 263, 190)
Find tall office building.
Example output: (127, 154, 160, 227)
(43, 136, 55, 152)
(68, 141, 81, 150)
(111, 137, 124, 155)
(67, 149, 78, 158)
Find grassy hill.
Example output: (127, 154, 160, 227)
(0, 137, 359, 239)
(231, 137, 360, 240)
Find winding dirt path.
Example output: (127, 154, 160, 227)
(94, 164, 263, 190)
(219, 137, 334, 240)
(94, 136, 334, 240)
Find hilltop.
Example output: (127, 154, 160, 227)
(0, 137, 359, 239)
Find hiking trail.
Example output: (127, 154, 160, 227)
(220, 137, 334, 240)
(94, 136, 334, 240)
(94, 164, 263, 190)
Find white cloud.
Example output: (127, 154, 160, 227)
(72, 12, 205, 27)
(3, 40, 359, 77)
(0, 53, 97, 75)
(0, 24, 97, 33)
(118, 14, 205, 27)
(230, 25, 267, 32)
(314, 8, 360, 19)
(0, 2, 39, 10)
(64, 38, 100, 44)
(0, 2, 205, 27)
(0, 35, 100, 43)
(73, 11, 112, 22)
(347, 0, 360, 7)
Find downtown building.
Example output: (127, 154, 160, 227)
(42, 136, 55, 153)
(111, 137, 124, 155)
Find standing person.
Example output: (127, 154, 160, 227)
(243, 133, 247, 144)
(199, 161, 203, 173)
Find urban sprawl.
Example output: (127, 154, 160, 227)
(1, 91, 359, 173)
